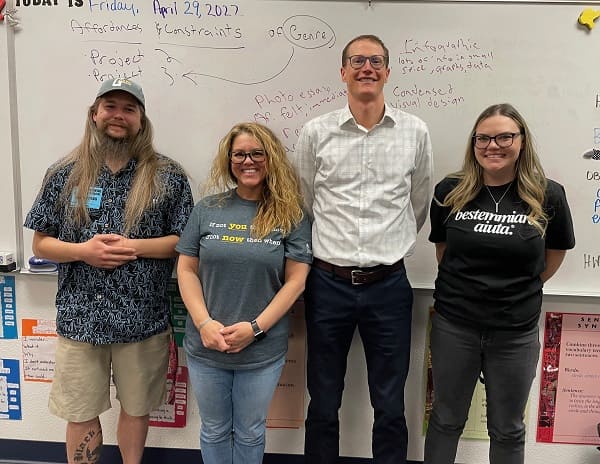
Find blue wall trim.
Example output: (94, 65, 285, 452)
(0, 439, 423, 463)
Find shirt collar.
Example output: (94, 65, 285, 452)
(338, 103, 396, 130)
(101, 157, 137, 176)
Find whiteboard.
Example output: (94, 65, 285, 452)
(10, 1, 600, 295)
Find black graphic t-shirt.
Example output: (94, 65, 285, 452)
(429, 177, 575, 330)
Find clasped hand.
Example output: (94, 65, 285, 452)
(200, 320, 255, 354)
(80, 234, 137, 269)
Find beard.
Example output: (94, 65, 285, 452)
(96, 127, 134, 164)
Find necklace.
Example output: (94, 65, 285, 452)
(485, 182, 513, 213)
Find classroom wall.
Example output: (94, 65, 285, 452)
(1, 1, 600, 463)
(2, 278, 600, 463)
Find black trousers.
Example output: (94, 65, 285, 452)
(303, 264, 413, 464)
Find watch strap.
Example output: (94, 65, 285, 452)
(251, 319, 266, 341)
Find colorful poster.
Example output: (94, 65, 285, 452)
(0, 275, 17, 339)
(537, 312, 600, 445)
(21, 319, 58, 382)
(149, 366, 189, 428)
(0, 359, 22, 420)
(267, 300, 306, 428)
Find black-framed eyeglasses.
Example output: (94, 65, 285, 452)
(346, 55, 387, 70)
(472, 132, 522, 149)
(230, 149, 266, 164)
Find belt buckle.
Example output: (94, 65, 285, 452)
(351, 269, 371, 285)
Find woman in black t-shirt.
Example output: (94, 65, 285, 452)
(424, 103, 575, 464)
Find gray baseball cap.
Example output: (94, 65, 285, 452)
(96, 78, 145, 108)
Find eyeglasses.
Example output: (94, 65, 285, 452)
(346, 55, 387, 70)
(472, 132, 522, 149)
(230, 149, 266, 164)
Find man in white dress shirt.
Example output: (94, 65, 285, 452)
(292, 34, 433, 464)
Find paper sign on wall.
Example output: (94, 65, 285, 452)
(149, 366, 188, 428)
(21, 319, 57, 382)
(0, 276, 17, 339)
(0, 358, 22, 420)
(537, 312, 600, 445)
(266, 301, 306, 429)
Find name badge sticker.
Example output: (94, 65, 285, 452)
(70, 187, 103, 209)
(86, 187, 103, 209)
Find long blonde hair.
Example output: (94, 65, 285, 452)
(44, 97, 174, 235)
(442, 103, 548, 235)
(203, 122, 304, 239)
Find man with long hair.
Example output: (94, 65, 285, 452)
(24, 79, 193, 464)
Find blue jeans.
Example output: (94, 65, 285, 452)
(186, 353, 285, 464)
(304, 265, 413, 464)
(424, 312, 540, 464)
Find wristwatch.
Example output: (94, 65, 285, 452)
(250, 319, 266, 341)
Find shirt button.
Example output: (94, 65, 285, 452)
(107, 198, 113, 203)
(104, 224, 109, 228)
(96, 294, 103, 300)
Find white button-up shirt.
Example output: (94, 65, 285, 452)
(292, 104, 433, 267)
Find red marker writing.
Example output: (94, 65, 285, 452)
(0, 0, 6, 21)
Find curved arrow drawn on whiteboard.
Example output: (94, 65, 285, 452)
(182, 47, 294, 86)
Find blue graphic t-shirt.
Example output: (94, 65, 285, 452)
(429, 177, 575, 330)
(24, 156, 194, 344)
(176, 190, 312, 370)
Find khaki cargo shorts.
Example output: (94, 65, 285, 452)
(49, 329, 170, 422)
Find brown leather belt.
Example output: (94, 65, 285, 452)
(313, 258, 404, 286)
